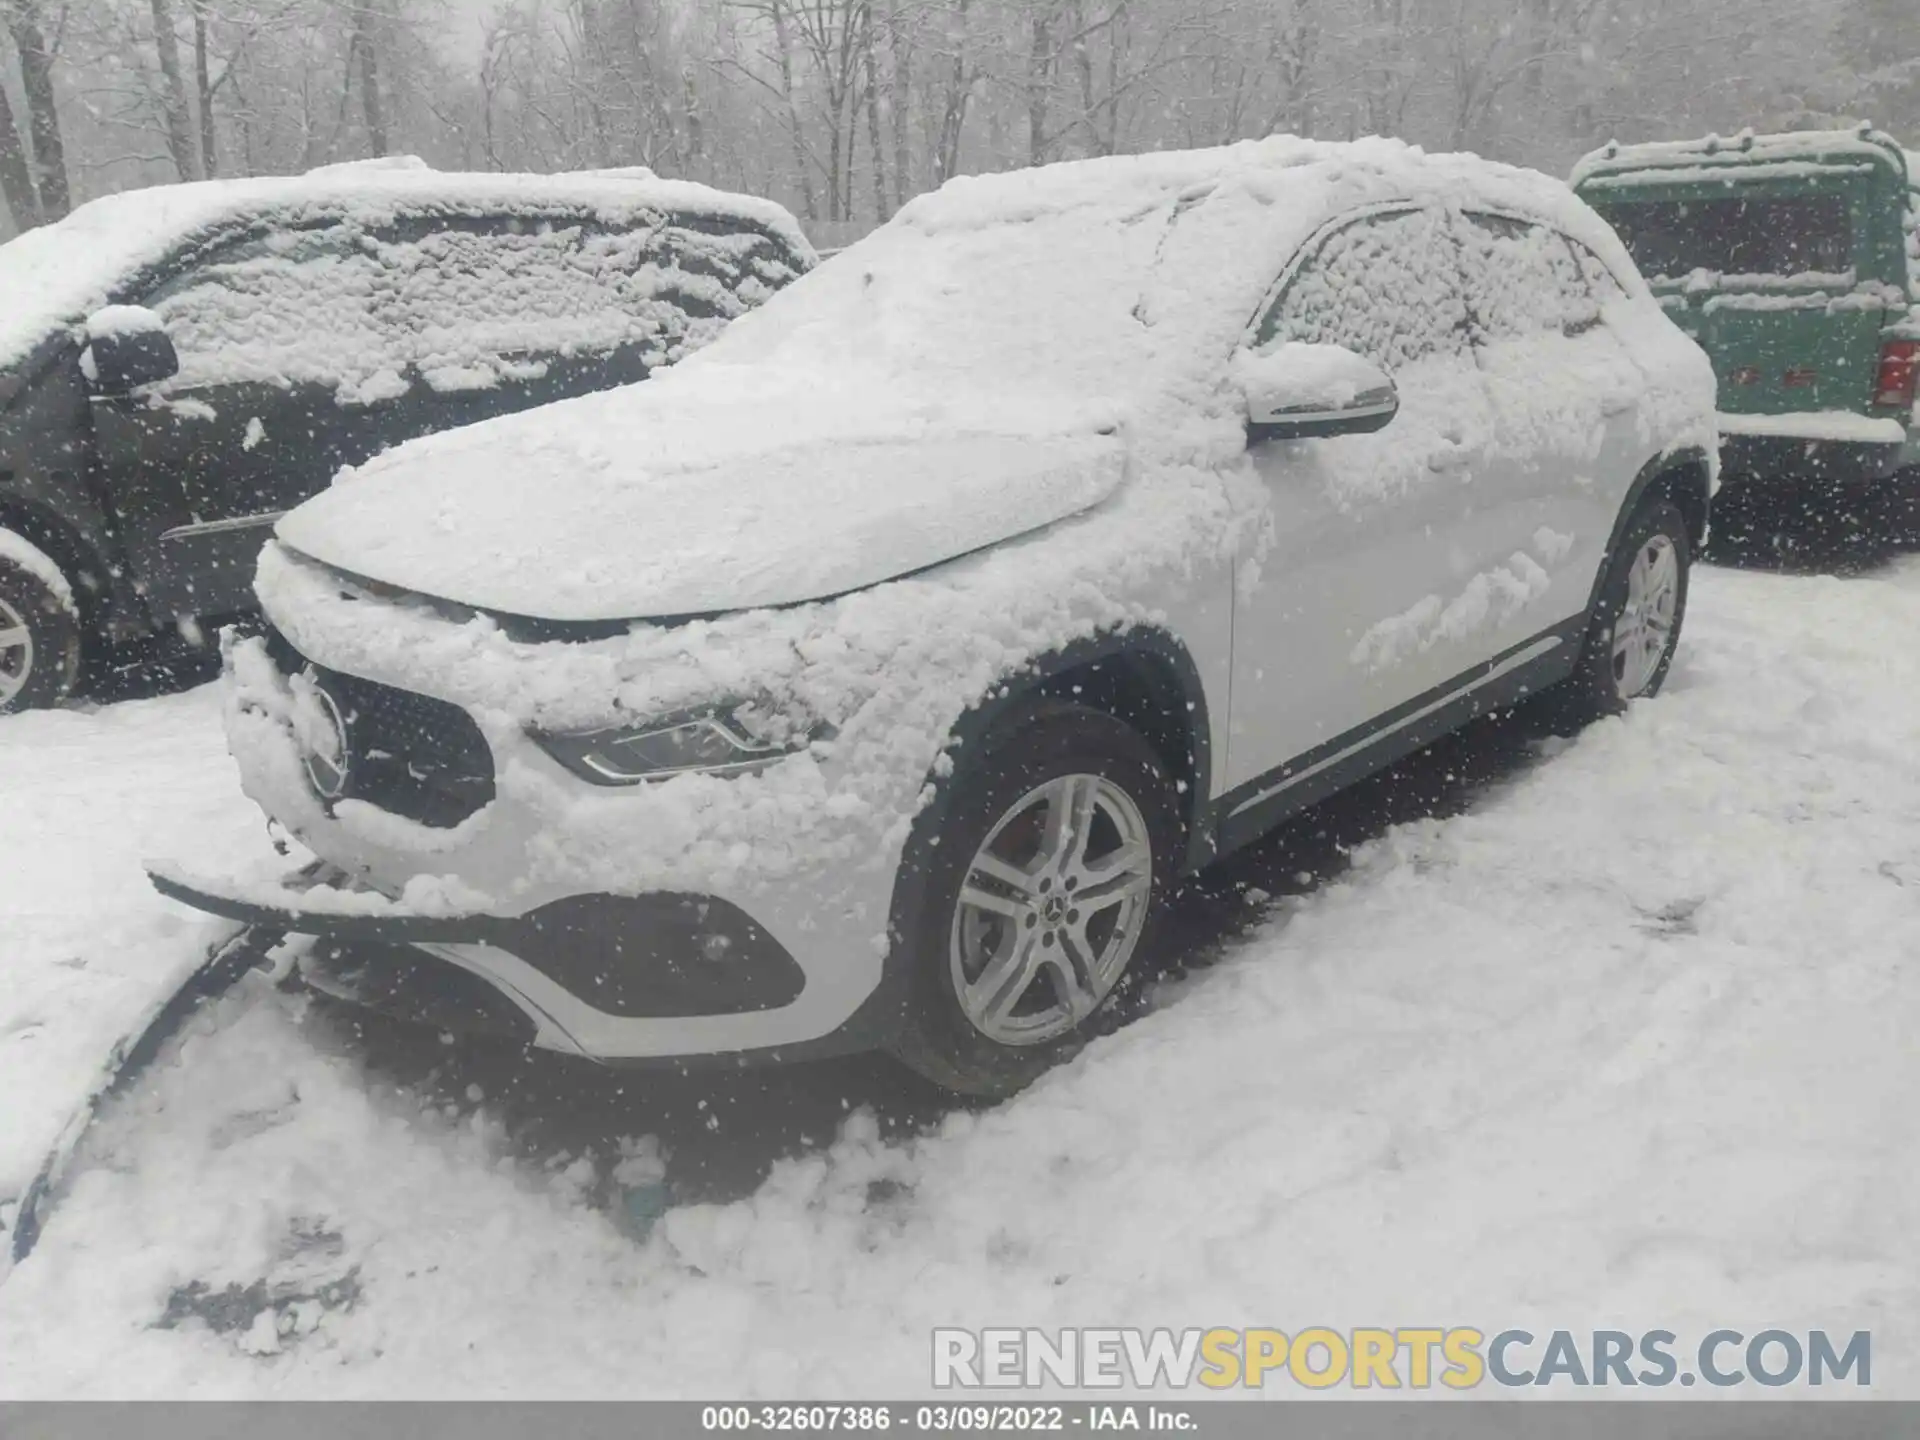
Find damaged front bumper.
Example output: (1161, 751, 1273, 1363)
(197, 619, 914, 1063)
(143, 862, 877, 1065)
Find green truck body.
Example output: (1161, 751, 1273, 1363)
(1572, 127, 1919, 492)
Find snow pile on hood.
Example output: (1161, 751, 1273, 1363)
(278, 430, 1127, 619)
(0, 166, 811, 377)
(278, 134, 1650, 619)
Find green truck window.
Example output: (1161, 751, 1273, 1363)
(1599, 195, 1852, 281)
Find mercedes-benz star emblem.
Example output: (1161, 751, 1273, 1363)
(303, 684, 352, 802)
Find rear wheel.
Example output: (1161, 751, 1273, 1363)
(890, 701, 1181, 1097)
(0, 536, 83, 713)
(1546, 497, 1690, 729)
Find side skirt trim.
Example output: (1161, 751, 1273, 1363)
(1211, 617, 1584, 858)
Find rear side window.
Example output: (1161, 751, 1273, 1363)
(1259, 207, 1470, 371)
(1593, 195, 1853, 280)
(1457, 213, 1597, 340)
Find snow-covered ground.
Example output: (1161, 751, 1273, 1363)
(2, 558, 1918, 1396)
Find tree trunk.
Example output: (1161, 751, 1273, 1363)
(147, 0, 202, 179)
(861, 3, 889, 220)
(0, 61, 40, 228)
(887, 4, 910, 206)
(1068, 0, 1093, 155)
(684, 68, 704, 169)
(1100, 4, 1120, 155)
(1026, 8, 1050, 166)
(7, 1, 68, 217)
(355, 6, 389, 156)
(932, 0, 972, 185)
(232, 54, 258, 174)
(193, 0, 217, 175)
(769, 0, 817, 221)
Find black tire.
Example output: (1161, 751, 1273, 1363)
(0, 540, 83, 714)
(1545, 497, 1690, 731)
(888, 700, 1183, 1098)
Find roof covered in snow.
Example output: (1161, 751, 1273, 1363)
(1572, 126, 1913, 190)
(630, 133, 1641, 426)
(821, 134, 1630, 380)
(0, 158, 811, 377)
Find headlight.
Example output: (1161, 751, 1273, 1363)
(533, 704, 830, 785)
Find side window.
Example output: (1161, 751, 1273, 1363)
(141, 224, 403, 396)
(389, 214, 606, 389)
(1258, 207, 1470, 372)
(1457, 212, 1596, 341)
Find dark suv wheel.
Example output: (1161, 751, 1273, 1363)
(0, 536, 83, 713)
(890, 700, 1182, 1097)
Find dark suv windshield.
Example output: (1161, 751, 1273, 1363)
(1593, 193, 1852, 280)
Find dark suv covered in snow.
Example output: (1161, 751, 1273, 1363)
(0, 159, 811, 711)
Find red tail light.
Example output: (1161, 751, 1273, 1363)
(1875, 339, 1920, 410)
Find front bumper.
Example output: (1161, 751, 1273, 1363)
(208, 623, 917, 1063)
(147, 862, 883, 1064)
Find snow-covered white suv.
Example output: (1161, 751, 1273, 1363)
(158, 137, 1716, 1096)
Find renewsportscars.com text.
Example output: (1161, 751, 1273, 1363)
(931, 1327, 1871, 1390)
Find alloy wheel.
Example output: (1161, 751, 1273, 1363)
(1611, 533, 1678, 699)
(948, 772, 1154, 1046)
(0, 594, 33, 709)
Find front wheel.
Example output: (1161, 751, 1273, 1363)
(0, 534, 83, 714)
(1546, 497, 1690, 729)
(889, 700, 1182, 1098)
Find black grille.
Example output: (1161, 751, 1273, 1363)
(263, 629, 495, 829)
(314, 668, 496, 829)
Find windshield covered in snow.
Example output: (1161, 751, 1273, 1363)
(686, 181, 1263, 420)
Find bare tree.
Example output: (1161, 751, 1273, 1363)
(348, 1, 389, 154)
(4, 0, 69, 217)
(0, 69, 40, 225)
(191, 0, 217, 173)
(14, 0, 1858, 242)
(147, 0, 203, 177)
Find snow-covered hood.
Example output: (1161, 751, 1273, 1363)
(274, 393, 1126, 620)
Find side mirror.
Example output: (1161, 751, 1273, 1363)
(83, 306, 179, 394)
(1234, 341, 1398, 442)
